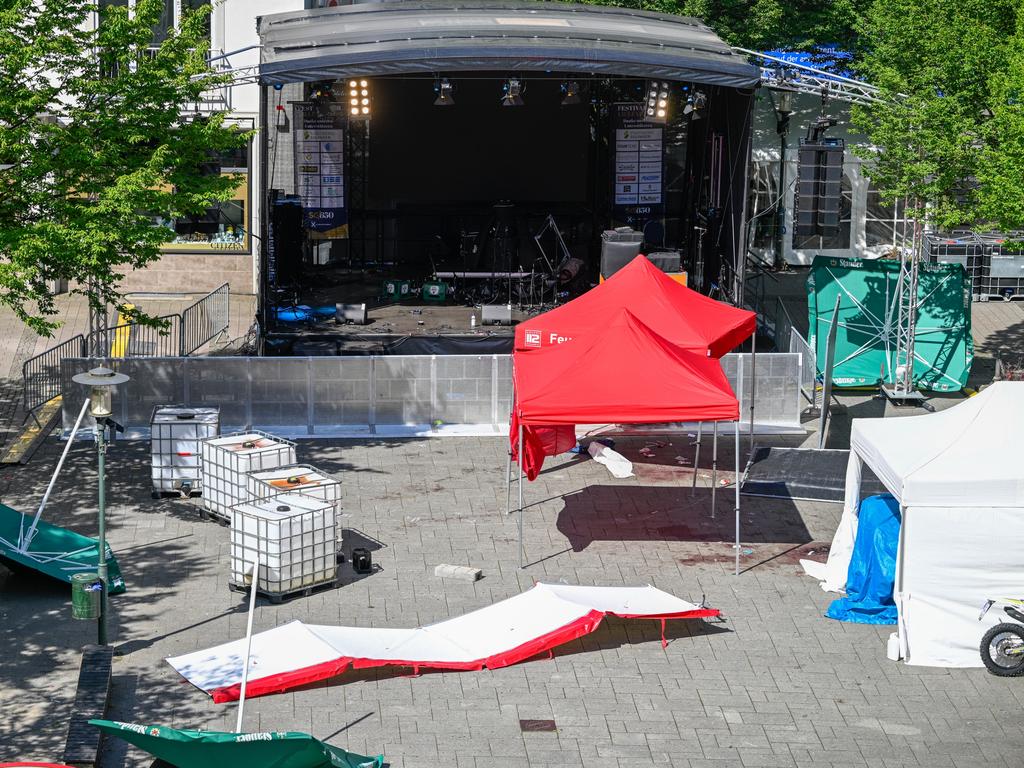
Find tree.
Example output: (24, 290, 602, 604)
(574, 0, 870, 51)
(850, 0, 1022, 231)
(0, 0, 248, 335)
(975, 14, 1024, 232)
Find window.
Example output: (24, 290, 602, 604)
(750, 161, 780, 251)
(792, 173, 853, 251)
(181, 0, 212, 38)
(159, 192, 247, 250)
(865, 184, 911, 250)
(157, 142, 251, 253)
(150, 0, 175, 46)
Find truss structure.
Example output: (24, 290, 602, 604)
(731, 48, 882, 106)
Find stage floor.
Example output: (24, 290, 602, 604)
(271, 265, 561, 337)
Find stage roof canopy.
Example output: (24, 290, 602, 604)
(257, 0, 761, 86)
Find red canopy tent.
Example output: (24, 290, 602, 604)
(508, 309, 746, 574)
(513, 256, 755, 358)
(513, 255, 758, 451)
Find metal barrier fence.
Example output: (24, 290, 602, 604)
(89, 314, 181, 358)
(180, 282, 230, 355)
(61, 352, 804, 439)
(22, 284, 231, 412)
(22, 334, 87, 410)
(789, 330, 819, 408)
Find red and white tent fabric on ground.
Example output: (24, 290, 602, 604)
(166, 583, 718, 703)
(513, 255, 755, 358)
(510, 309, 739, 480)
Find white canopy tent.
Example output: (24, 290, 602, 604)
(803, 382, 1024, 667)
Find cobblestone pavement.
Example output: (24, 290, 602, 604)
(3, 434, 1024, 768)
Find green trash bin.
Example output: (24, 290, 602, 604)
(71, 572, 102, 620)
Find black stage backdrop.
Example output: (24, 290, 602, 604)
(368, 77, 591, 207)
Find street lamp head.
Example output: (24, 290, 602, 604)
(72, 366, 130, 419)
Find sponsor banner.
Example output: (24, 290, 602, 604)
(616, 127, 662, 141)
(612, 103, 664, 217)
(293, 102, 347, 236)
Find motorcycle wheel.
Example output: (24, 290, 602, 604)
(981, 623, 1024, 676)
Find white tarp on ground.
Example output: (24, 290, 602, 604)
(167, 583, 717, 702)
(802, 382, 1024, 667)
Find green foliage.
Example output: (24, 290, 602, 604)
(851, 0, 1023, 230)
(0, 0, 248, 335)
(975, 14, 1024, 232)
(571, 0, 869, 50)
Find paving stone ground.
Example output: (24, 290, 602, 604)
(1, 293, 1023, 767)
(3, 433, 1024, 768)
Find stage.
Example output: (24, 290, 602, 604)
(255, 1, 760, 353)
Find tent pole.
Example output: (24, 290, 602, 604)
(735, 420, 741, 576)
(518, 422, 524, 569)
(750, 331, 756, 458)
(711, 422, 718, 516)
(236, 552, 260, 733)
(21, 397, 91, 551)
(505, 448, 512, 516)
(691, 422, 703, 497)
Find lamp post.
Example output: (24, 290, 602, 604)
(773, 90, 794, 267)
(71, 366, 129, 646)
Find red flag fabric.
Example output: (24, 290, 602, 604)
(513, 255, 755, 358)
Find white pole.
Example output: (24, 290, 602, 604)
(690, 422, 703, 497)
(711, 422, 718, 516)
(517, 422, 524, 569)
(21, 398, 91, 551)
(749, 331, 756, 458)
(236, 553, 260, 733)
(734, 421, 741, 576)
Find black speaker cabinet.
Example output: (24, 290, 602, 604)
(795, 138, 845, 237)
(271, 198, 304, 283)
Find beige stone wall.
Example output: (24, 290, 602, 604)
(118, 250, 256, 295)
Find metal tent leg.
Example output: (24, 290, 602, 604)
(711, 422, 718, 517)
(690, 422, 703, 497)
(750, 333, 756, 458)
(517, 422, 524, 569)
(505, 448, 512, 516)
(735, 421, 741, 576)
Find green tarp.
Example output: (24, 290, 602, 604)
(807, 256, 972, 391)
(91, 720, 384, 768)
(0, 503, 125, 594)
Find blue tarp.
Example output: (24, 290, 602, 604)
(826, 494, 901, 624)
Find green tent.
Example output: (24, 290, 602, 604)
(807, 256, 972, 391)
(90, 720, 383, 768)
(0, 504, 125, 594)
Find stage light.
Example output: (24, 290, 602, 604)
(433, 78, 454, 106)
(683, 90, 707, 120)
(349, 78, 371, 119)
(560, 80, 580, 105)
(501, 78, 524, 107)
(645, 80, 671, 123)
